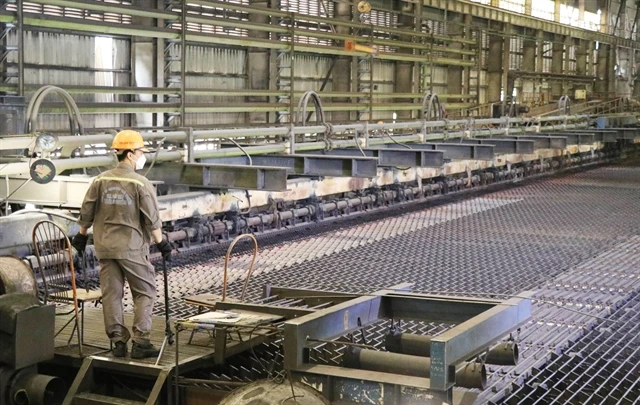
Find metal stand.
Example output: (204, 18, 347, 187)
(155, 258, 174, 366)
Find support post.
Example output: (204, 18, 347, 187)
(596, 43, 609, 95)
(447, 15, 464, 101)
(395, 2, 415, 120)
(550, 37, 564, 99)
(333, 1, 352, 122)
(132, 0, 158, 127)
(487, 31, 503, 103)
(247, 0, 271, 124)
(502, 24, 512, 101)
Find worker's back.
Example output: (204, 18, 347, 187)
(78, 162, 161, 260)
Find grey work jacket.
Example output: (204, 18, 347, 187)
(78, 162, 162, 260)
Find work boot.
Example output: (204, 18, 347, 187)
(131, 342, 160, 359)
(112, 341, 127, 358)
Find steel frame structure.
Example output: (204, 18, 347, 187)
(0, 0, 635, 125)
(279, 284, 533, 404)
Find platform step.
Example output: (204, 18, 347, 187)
(74, 392, 145, 405)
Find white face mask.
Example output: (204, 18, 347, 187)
(134, 153, 146, 170)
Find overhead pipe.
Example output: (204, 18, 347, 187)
(0, 112, 594, 150)
(0, 113, 594, 176)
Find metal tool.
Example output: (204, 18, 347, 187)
(155, 258, 174, 366)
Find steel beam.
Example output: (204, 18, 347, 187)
(0, 84, 477, 100)
(284, 295, 383, 370)
(284, 288, 533, 399)
(422, 0, 640, 49)
(32, 101, 474, 114)
(201, 154, 378, 178)
(557, 130, 634, 143)
(450, 139, 535, 155)
(501, 135, 568, 150)
(306, 148, 445, 168)
(375, 143, 495, 161)
(539, 132, 597, 144)
(606, 128, 640, 140)
(379, 294, 498, 324)
(428, 292, 533, 391)
(146, 162, 288, 191)
(0, 11, 475, 66)
(191, 0, 476, 45)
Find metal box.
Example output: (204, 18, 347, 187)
(0, 294, 55, 369)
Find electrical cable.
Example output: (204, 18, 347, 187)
(227, 138, 253, 166)
(353, 131, 367, 157)
(384, 131, 412, 150)
(143, 137, 166, 177)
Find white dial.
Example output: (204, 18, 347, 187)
(36, 134, 58, 152)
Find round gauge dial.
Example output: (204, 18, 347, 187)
(357, 1, 371, 13)
(30, 159, 56, 184)
(36, 134, 58, 152)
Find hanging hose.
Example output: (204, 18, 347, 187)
(221, 233, 258, 303)
(296, 91, 329, 146)
(421, 93, 444, 121)
(353, 131, 367, 157)
(25, 85, 87, 174)
(227, 138, 253, 166)
(558, 95, 571, 115)
(25, 85, 85, 136)
(296, 91, 326, 126)
(385, 131, 412, 150)
(144, 137, 166, 177)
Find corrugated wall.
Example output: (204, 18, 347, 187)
(7, 32, 129, 132)
(356, 59, 395, 121)
(176, 45, 247, 126)
(274, 53, 334, 123)
(431, 66, 448, 96)
(293, 54, 334, 92)
(372, 60, 395, 121)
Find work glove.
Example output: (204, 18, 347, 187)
(71, 233, 88, 254)
(157, 239, 172, 262)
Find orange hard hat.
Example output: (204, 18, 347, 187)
(112, 130, 149, 152)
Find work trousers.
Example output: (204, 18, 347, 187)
(99, 256, 156, 344)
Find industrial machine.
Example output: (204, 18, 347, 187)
(0, 256, 64, 405)
(0, 88, 639, 404)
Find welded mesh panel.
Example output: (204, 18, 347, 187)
(100, 162, 640, 404)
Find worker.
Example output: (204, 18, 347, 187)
(71, 130, 172, 359)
